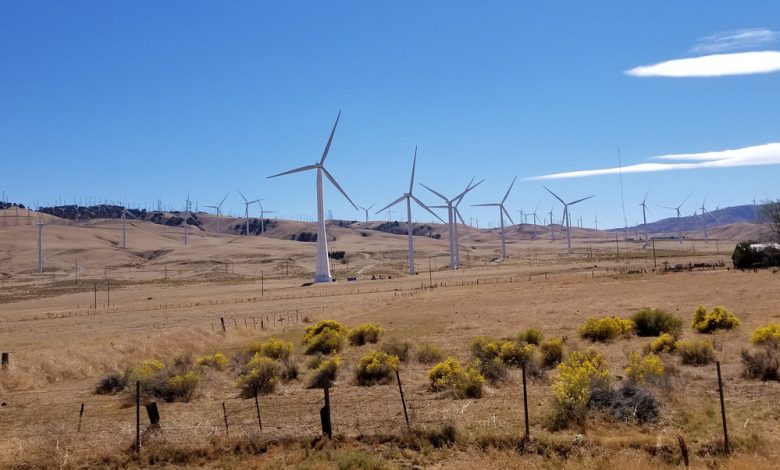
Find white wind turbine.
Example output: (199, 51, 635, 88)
(358, 203, 376, 223)
(544, 186, 595, 254)
(36, 208, 44, 273)
(120, 205, 138, 249)
(237, 190, 261, 236)
(422, 178, 483, 270)
(204, 193, 229, 217)
(376, 147, 445, 275)
(548, 206, 555, 241)
(267, 111, 358, 283)
(531, 201, 541, 239)
(183, 193, 191, 245)
(659, 194, 691, 245)
(472, 176, 516, 259)
(700, 197, 711, 244)
(639, 192, 651, 244)
(258, 202, 275, 234)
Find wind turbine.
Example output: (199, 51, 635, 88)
(267, 111, 358, 283)
(544, 186, 595, 254)
(700, 198, 711, 244)
(376, 147, 444, 275)
(531, 201, 541, 239)
(237, 190, 261, 237)
(36, 209, 44, 273)
(258, 202, 275, 234)
(548, 207, 555, 241)
(183, 193, 191, 245)
(423, 178, 483, 269)
(120, 205, 138, 249)
(204, 193, 229, 217)
(639, 192, 650, 244)
(472, 176, 516, 259)
(451, 179, 482, 267)
(358, 203, 376, 223)
(659, 194, 691, 245)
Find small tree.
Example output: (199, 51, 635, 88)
(760, 200, 780, 242)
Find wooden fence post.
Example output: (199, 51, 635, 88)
(135, 381, 141, 453)
(395, 370, 410, 429)
(521, 361, 530, 440)
(320, 383, 332, 438)
(1, 352, 8, 370)
(222, 402, 229, 436)
(716, 361, 729, 453)
(255, 394, 262, 430)
(77, 403, 84, 432)
(220, 317, 226, 333)
(146, 402, 160, 428)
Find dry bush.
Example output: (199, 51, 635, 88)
(94, 371, 126, 394)
(195, 352, 228, 370)
(380, 338, 413, 362)
(589, 383, 660, 423)
(347, 322, 384, 346)
(428, 356, 484, 398)
(691, 305, 740, 333)
(245, 338, 293, 360)
(547, 348, 611, 430)
(517, 328, 543, 345)
(579, 316, 635, 342)
(675, 339, 715, 365)
(416, 342, 444, 364)
(630, 308, 682, 337)
(741, 348, 780, 381)
(540, 337, 564, 368)
(354, 350, 399, 385)
(625, 352, 665, 383)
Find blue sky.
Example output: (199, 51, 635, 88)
(2, 1, 778, 229)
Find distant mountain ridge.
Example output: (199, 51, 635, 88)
(609, 204, 762, 234)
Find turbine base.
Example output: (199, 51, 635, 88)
(313, 274, 334, 283)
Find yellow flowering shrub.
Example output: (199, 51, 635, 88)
(648, 333, 677, 354)
(246, 338, 293, 360)
(428, 357, 484, 398)
(301, 320, 347, 355)
(195, 352, 228, 370)
(355, 350, 399, 385)
(625, 352, 665, 383)
(348, 323, 385, 345)
(540, 338, 565, 368)
(166, 371, 200, 401)
(308, 355, 341, 388)
(128, 359, 165, 382)
(549, 348, 610, 429)
(579, 316, 635, 342)
(236, 354, 281, 397)
(692, 305, 740, 333)
(751, 324, 780, 348)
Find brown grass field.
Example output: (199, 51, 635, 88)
(0, 212, 778, 468)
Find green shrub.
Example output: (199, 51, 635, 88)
(625, 352, 665, 383)
(308, 355, 341, 388)
(469, 336, 503, 362)
(380, 338, 413, 362)
(676, 339, 715, 365)
(355, 351, 399, 385)
(416, 342, 444, 364)
(428, 357, 485, 398)
(246, 338, 293, 360)
(540, 338, 564, 368)
(548, 348, 610, 430)
(195, 352, 228, 370)
(741, 348, 780, 381)
(648, 333, 677, 354)
(691, 305, 740, 333)
(165, 371, 200, 401)
(579, 316, 635, 342)
(517, 328, 543, 346)
(348, 322, 384, 346)
(301, 320, 348, 355)
(236, 354, 281, 397)
(751, 324, 780, 348)
(630, 308, 682, 337)
(280, 358, 299, 381)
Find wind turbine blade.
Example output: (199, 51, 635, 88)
(641, 191, 648, 205)
(534, 200, 541, 212)
(456, 179, 484, 204)
(219, 193, 229, 207)
(249, 199, 262, 204)
(267, 164, 318, 179)
(678, 193, 692, 210)
(420, 183, 448, 202)
(411, 195, 446, 223)
(502, 205, 516, 225)
(368, 202, 376, 210)
(568, 195, 595, 206)
(501, 176, 517, 204)
(543, 186, 565, 205)
(321, 167, 359, 210)
(409, 146, 417, 194)
(454, 207, 466, 226)
(658, 205, 676, 210)
(471, 203, 500, 207)
(237, 189, 248, 203)
(429, 205, 448, 209)
(320, 110, 341, 165)
(375, 195, 407, 214)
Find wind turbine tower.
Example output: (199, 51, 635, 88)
(237, 190, 261, 236)
(423, 178, 482, 269)
(267, 111, 358, 283)
(660, 194, 690, 245)
(472, 176, 516, 259)
(376, 147, 444, 275)
(639, 193, 650, 244)
(548, 207, 555, 241)
(358, 203, 376, 223)
(544, 186, 595, 254)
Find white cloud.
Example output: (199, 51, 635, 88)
(625, 51, 780, 77)
(527, 143, 780, 180)
(691, 28, 778, 54)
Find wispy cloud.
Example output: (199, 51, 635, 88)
(691, 28, 778, 54)
(527, 143, 780, 180)
(625, 51, 780, 77)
